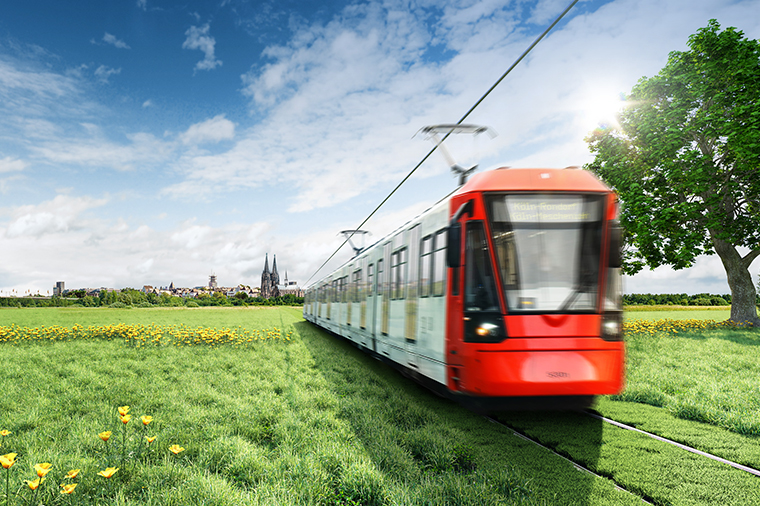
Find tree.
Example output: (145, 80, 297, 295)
(585, 20, 760, 325)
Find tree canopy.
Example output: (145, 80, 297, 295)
(585, 20, 760, 324)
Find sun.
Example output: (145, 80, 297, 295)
(577, 90, 628, 133)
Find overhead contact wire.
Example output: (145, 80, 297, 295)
(305, 0, 580, 286)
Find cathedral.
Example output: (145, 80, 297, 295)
(260, 254, 280, 299)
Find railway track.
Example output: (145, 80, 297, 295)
(489, 409, 760, 505)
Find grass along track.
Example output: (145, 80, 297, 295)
(494, 408, 760, 506)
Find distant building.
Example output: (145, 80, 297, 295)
(209, 274, 218, 290)
(260, 254, 281, 299)
(53, 281, 65, 296)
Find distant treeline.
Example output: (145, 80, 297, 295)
(623, 293, 757, 306)
(0, 288, 303, 308)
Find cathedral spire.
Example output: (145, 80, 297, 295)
(272, 255, 280, 287)
(261, 253, 271, 299)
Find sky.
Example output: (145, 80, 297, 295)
(1, 0, 759, 297)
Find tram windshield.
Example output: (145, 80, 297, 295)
(487, 194, 604, 313)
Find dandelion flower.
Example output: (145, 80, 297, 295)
(0, 430, 10, 437)
(60, 483, 77, 494)
(0, 453, 16, 469)
(145, 436, 156, 444)
(140, 415, 153, 426)
(118, 405, 130, 416)
(120, 414, 132, 425)
(168, 444, 185, 455)
(64, 469, 80, 479)
(34, 463, 52, 477)
(25, 477, 44, 490)
(99, 431, 112, 442)
(97, 467, 118, 479)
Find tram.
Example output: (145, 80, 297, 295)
(303, 167, 624, 409)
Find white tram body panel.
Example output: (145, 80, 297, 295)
(304, 197, 451, 387)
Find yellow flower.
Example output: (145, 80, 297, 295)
(140, 415, 153, 426)
(120, 414, 132, 425)
(97, 467, 119, 479)
(34, 463, 52, 478)
(60, 483, 78, 494)
(145, 436, 156, 444)
(25, 477, 44, 490)
(168, 444, 185, 455)
(99, 431, 112, 442)
(0, 430, 10, 437)
(0, 453, 16, 469)
(64, 469, 80, 479)
(118, 405, 130, 416)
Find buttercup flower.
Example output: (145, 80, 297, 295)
(34, 463, 52, 478)
(25, 477, 44, 490)
(64, 469, 80, 479)
(168, 444, 185, 455)
(99, 431, 112, 442)
(0, 430, 10, 437)
(120, 414, 132, 425)
(97, 467, 119, 479)
(118, 405, 129, 416)
(145, 436, 156, 444)
(60, 483, 78, 494)
(0, 453, 16, 469)
(140, 415, 153, 426)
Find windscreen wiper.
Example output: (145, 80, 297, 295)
(559, 271, 594, 312)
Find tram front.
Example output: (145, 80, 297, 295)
(445, 168, 624, 407)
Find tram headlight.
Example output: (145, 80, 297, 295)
(475, 323, 498, 337)
(465, 315, 507, 343)
(601, 311, 623, 341)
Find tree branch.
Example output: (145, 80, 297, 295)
(741, 248, 760, 270)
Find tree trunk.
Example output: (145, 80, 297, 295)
(710, 233, 760, 326)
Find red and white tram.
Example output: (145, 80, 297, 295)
(303, 167, 624, 409)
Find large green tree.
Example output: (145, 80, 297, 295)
(585, 20, 760, 325)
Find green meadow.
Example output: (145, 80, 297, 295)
(1, 306, 759, 505)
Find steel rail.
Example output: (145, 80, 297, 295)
(587, 411, 760, 478)
(486, 417, 653, 504)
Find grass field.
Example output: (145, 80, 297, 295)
(0, 306, 640, 506)
(1, 306, 759, 505)
(624, 307, 733, 320)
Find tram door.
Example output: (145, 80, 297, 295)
(404, 225, 420, 367)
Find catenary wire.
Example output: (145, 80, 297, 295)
(305, 0, 580, 286)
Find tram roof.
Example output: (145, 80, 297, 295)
(458, 167, 611, 194)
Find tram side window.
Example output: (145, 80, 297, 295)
(353, 269, 362, 302)
(391, 248, 408, 300)
(377, 259, 384, 295)
(419, 235, 432, 298)
(367, 263, 374, 297)
(432, 229, 447, 297)
(465, 222, 500, 312)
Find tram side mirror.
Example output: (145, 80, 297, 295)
(447, 222, 462, 268)
(609, 224, 622, 268)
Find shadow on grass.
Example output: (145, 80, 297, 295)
(295, 320, 609, 506)
(672, 327, 760, 348)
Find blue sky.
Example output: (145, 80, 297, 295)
(1, 0, 759, 296)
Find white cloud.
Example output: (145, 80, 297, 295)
(32, 131, 174, 171)
(94, 65, 121, 83)
(180, 115, 235, 145)
(0, 157, 27, 173)
(182, 24, 222, 72)
(137, 0, 147, 11)
(102, 33, 130, 49)
(4, 194, 108, 238)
